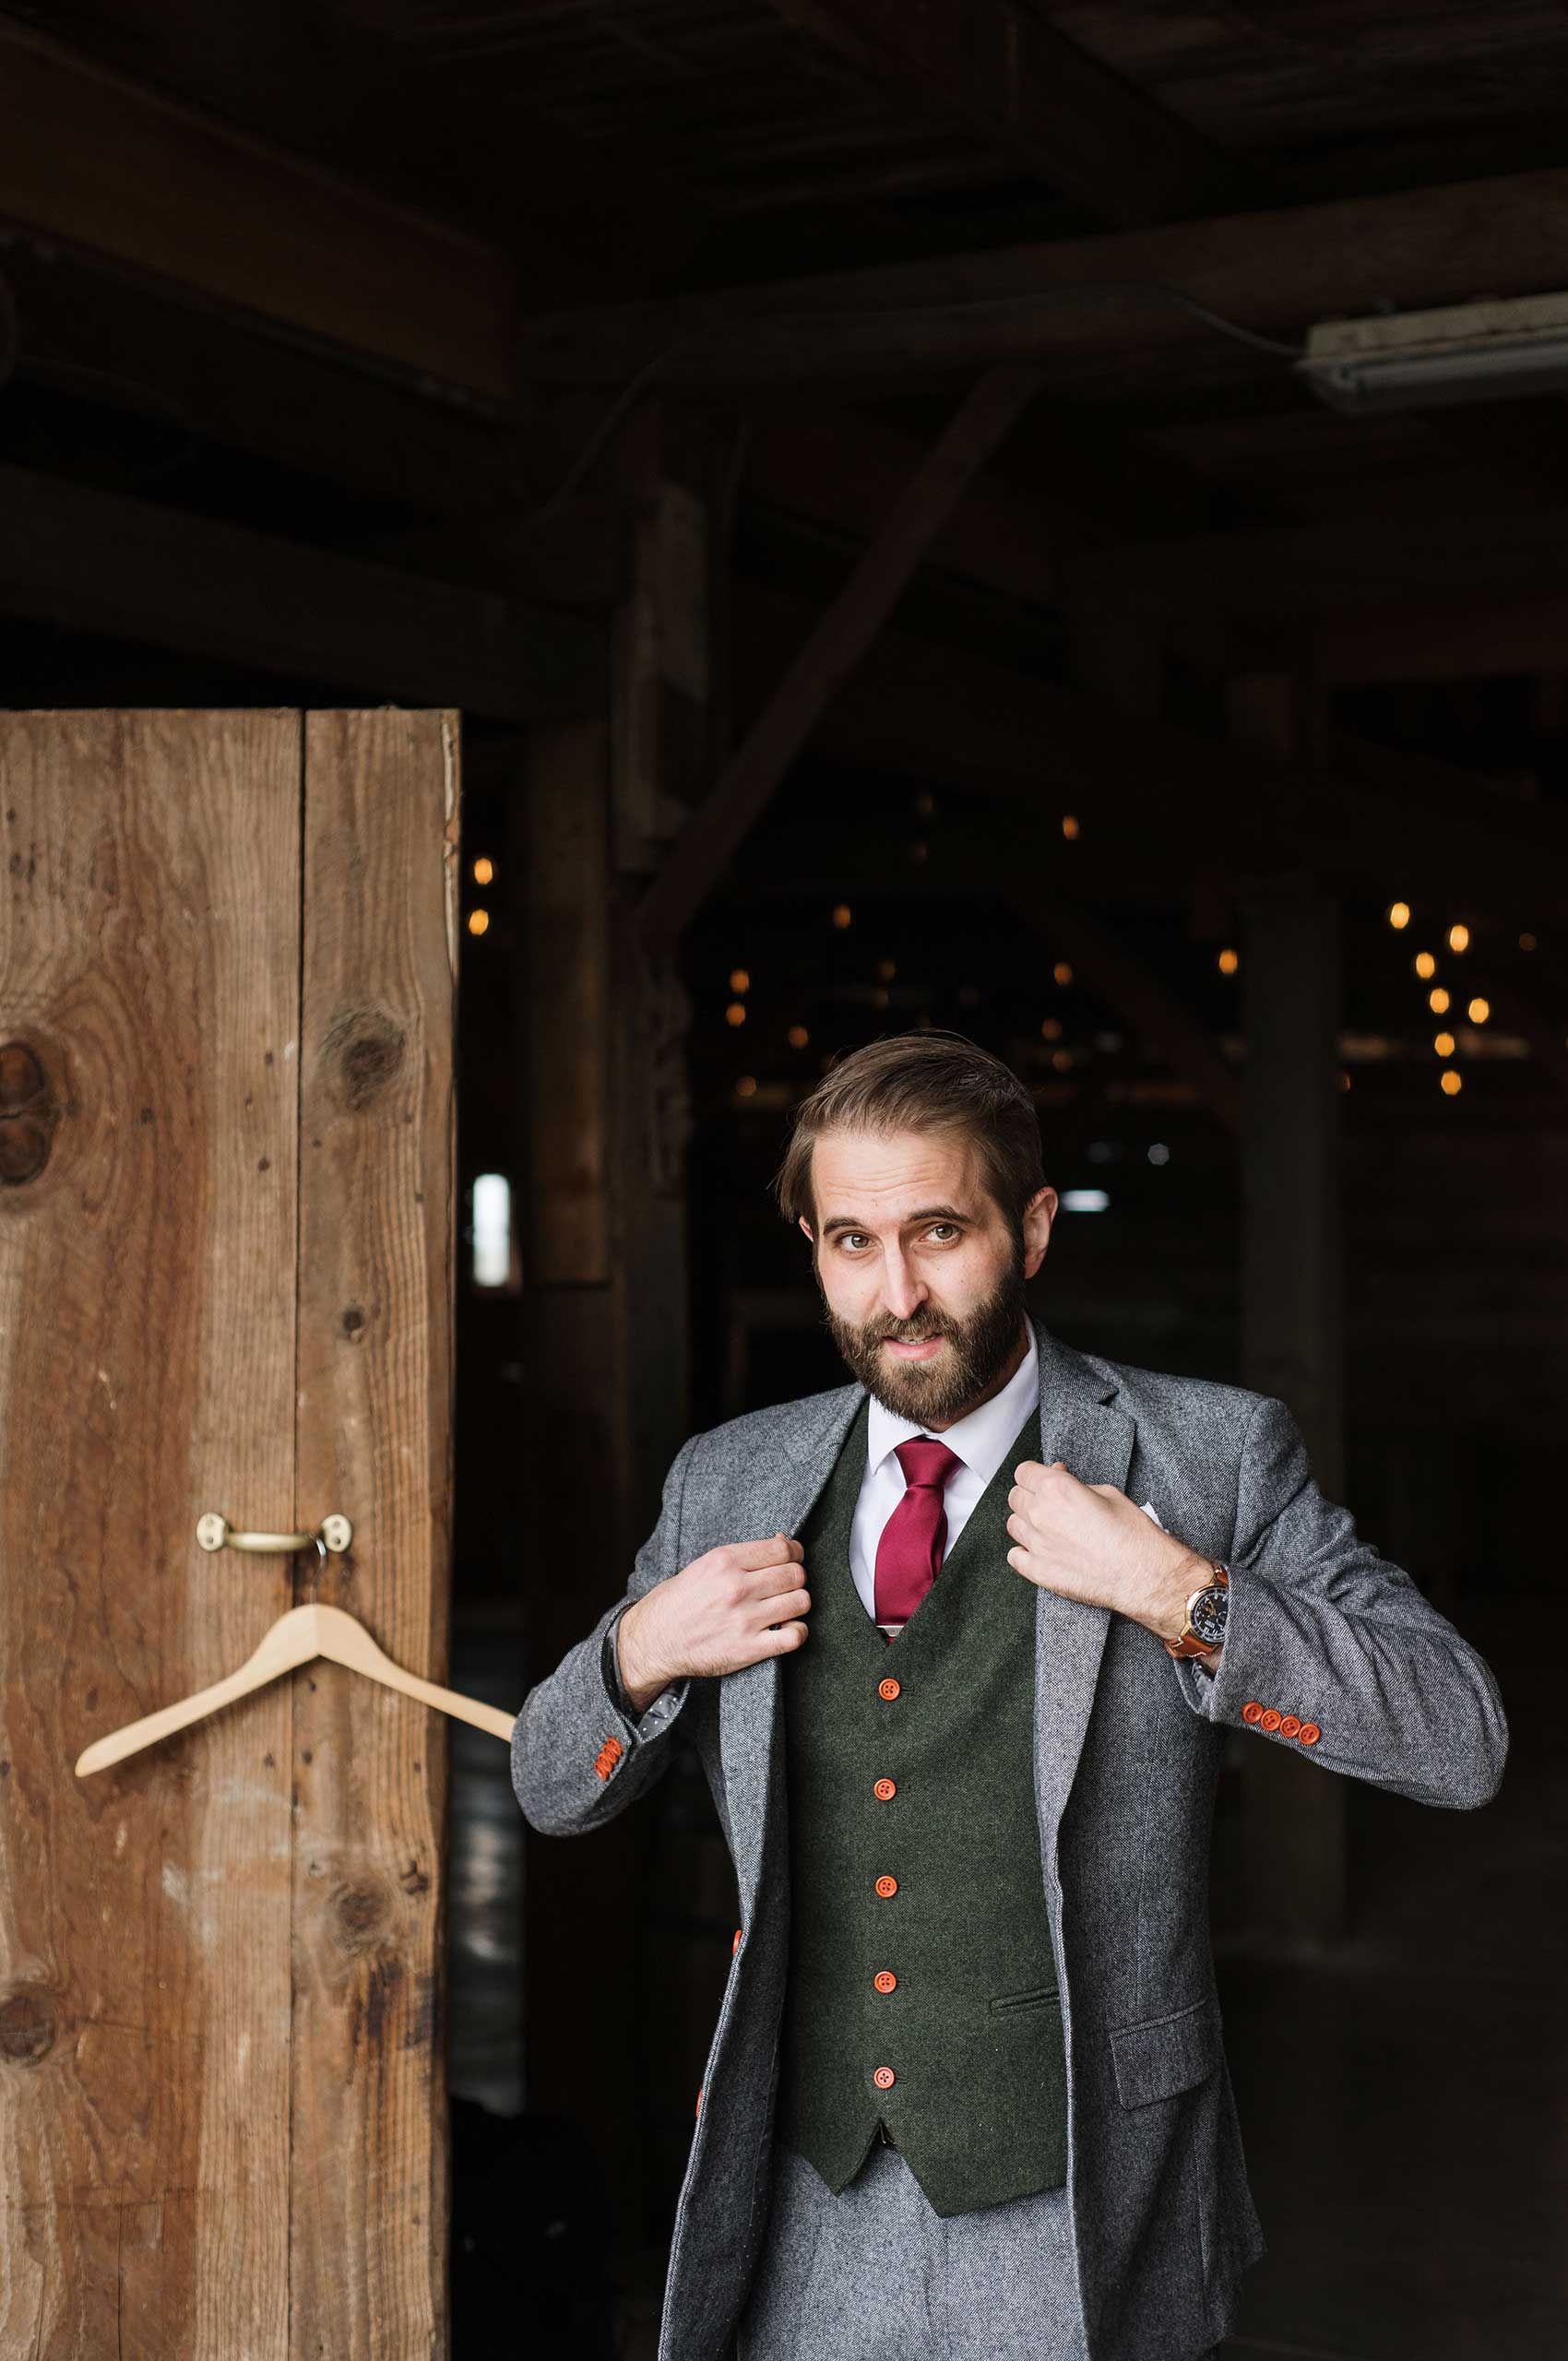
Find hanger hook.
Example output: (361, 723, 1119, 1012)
(299, 1529, 328, 1603)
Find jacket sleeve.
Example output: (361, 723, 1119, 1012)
(1167, 1393, 1508, 1809)
(510, 1431, 700, 1836)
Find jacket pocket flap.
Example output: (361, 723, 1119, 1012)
(1109, 1996, 1219, 2108)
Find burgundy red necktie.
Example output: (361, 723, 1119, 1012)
(873, 1437, 964, 1641)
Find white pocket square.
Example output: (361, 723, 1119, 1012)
(1140, 1501, 1166, 1529)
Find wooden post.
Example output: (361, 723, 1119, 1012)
(1231, 671, 1348, 1945)
(515, 407, 707, 2260)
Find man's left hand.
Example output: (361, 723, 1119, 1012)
(1005, 1460, 1205, 1644)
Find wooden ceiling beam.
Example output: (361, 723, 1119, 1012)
(516, 164, 1568, 388)
(0, 463, 600, 718)
(0, 20, 514, 399)
(1311, 594, 1568, 687)
(1, 245, 517, 518)
(1069, 502, 1568, 627)
(758, 1, 1258, 229)
(636, 366, 1046, 954)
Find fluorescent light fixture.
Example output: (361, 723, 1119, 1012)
(1059, 1188, 1111, 1213)
(1298, 291, 1568, 413)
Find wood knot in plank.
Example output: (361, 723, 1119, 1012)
(321, 1009, 406, 1112)
(0, 1040, 57, 1186)
(329, 1878, 394, 1954)
(0, 1987, 57, 2064)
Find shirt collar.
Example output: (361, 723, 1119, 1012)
(867, 1319, 1039, 1489)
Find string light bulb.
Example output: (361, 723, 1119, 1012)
(467, 909, 490, 936)
(1428, 987, 1450, 1014)
(1447, 922, 1470, 954)
(730, 967, 750, 994)
(1414, 951, 1437, 979)
(1218, 947, 1239, 975)
(831, 904, 852, 929)
(1387, 901, 1411, 930)
(1433, 1030, 1455, 1057)
(788, 1025, 810, 1049)
(726, 1003, 746, 1027)
(1440, 1070, 1463, 1096)
(1052, 960, 1073, 986)
(1062, 813, 1080, 840)
(1467, 997, 1491, 1024)
(472, 856, 494, 885)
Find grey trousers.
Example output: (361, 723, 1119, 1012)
(735, 2138, 1088, 2361)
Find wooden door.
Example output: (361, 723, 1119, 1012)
(0, 710, 458, 2355)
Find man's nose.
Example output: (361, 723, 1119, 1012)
(880, 1258, 928, 1322)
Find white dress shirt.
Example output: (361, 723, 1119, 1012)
(849, 1321, 1039, 1624)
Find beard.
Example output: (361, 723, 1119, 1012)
(814, 1237, 1029, 1425)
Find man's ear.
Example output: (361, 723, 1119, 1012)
(798, 1215, 814, 1245)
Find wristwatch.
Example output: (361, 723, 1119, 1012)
(1162, 1560, 1229, 1658)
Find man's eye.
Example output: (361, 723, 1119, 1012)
(837, 1224, 960, 1251)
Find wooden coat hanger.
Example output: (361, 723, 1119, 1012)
(76, 1533, 516, 1778)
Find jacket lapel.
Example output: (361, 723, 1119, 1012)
(718, 1379, 863, 1918)
(1027, 1317, 1134, 1857)
(716, 1316, 1135, 1913)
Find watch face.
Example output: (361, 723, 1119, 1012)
(1191, 1585, 1229, 1645)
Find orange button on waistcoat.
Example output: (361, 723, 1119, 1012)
(1278, 1714, 1301, 1738)
(875, 1875, 898, 1899)
(1260, 1708, 1283, 1732)
(878, 1677, 901, 1702)
(873, 2066, 897, 2091)
(1298, 1722, 1322, 1745)
(873, 1777, 897, 1801)
(1242, 1701, 1265, 1725)
(873, 1970, 897, 1994)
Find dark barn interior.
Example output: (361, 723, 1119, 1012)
(1, 4, 1564, 2356)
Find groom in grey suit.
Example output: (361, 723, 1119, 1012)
(512, 1031, 1507, 2361)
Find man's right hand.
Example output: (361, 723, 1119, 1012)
(614, 1533, 811, 1714)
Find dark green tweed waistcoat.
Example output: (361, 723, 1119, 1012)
(776, 1390, 1069, 2218)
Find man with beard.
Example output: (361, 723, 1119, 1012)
(511, 1030, 1506, 2361)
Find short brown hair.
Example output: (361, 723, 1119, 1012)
(769, 1029, 1045, 1247)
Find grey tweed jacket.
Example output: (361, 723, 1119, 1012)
(511, 1316, 1508, 2361)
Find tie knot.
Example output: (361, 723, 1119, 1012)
(894, 1437, 963, 1492)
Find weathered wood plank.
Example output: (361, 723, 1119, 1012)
(0, 709, 301, 2350)
(290, 710, 458, 2355)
